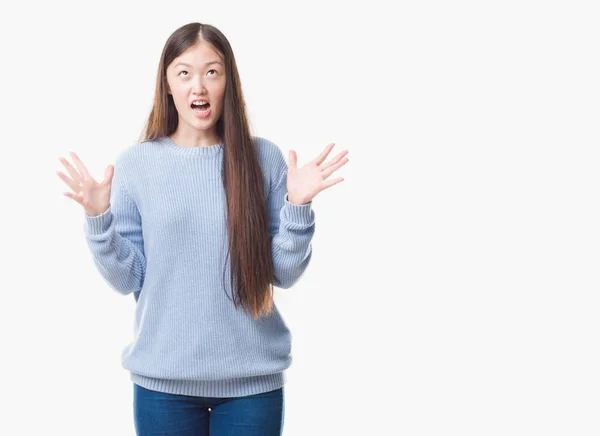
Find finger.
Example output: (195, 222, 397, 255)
(102, 164, 114, 185)
(322, 157, 349, 179)
(321, 150, 348, 171)
(69, 151, 92, 180)
(59, 156, 83, 183)
(63, 191, 83, 206)
(56, 170, 80, 192)
(312, 143, 335, 166)
(321, 177, 344, 190)
(288, 150, 297, 169)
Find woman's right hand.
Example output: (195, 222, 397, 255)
(57, 151, 114, 217)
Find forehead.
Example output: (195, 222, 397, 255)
(171, 42, 224, 68)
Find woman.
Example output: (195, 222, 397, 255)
(57, 22, 348, 435)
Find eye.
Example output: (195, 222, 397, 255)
(178, 70, 189, 77)
(208, 69, 218, 76)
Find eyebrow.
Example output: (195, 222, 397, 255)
(173, 61, 223, 68)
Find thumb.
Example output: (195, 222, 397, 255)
(288, 150, 297, 169)
(103, 164, 115, 185)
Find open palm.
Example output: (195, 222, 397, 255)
(287, 143, 349, 205)
(57, 151, 114, 216)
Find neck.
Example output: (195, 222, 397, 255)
(170, 127, 221, 148)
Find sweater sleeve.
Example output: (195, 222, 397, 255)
(83, 162, 146, 299)
(268, 164, 316, 289)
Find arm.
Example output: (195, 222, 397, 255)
(268, 167, 316, 289)
(83, 165, 146, 300)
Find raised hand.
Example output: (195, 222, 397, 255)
(286, 143, 349, 205)
(57, 151, 114, 216)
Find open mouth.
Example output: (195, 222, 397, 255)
(191, 102, 210, 113)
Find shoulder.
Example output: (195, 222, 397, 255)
(113, 139, 156, 171)
(252, 136, 287, 177)
(111, 139, 157, 197)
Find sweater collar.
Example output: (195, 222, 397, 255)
(159, 136, 224, 157)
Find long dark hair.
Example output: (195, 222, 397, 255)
(140, 22, 275, 320)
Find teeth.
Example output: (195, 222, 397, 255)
(192, 102, 209, 112)
(192, 101, 208, 106)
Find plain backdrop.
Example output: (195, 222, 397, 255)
(0, 1, 599, 435)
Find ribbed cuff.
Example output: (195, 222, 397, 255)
(130, 371, 286, 398)
(84, 206, 113, 235)
(283, 194, 314, 225)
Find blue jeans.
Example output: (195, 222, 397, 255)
(133, 383, 285, 435)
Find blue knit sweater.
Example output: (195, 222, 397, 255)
(83, 135, 315, 397)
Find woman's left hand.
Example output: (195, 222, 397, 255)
(286, 143, 349, 205)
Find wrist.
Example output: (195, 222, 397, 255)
(286, 193, 311, 205)
(85, 205, 110, 217)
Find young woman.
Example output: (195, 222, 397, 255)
(57, 22, 348, 435)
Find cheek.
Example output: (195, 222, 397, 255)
(214, 92, 226, 109)
(173, 98, 186, 113)
(172, 90, 189, 111)
(211, 81, 226, 102)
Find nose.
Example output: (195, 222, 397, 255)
(192, 76, 207, 95)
